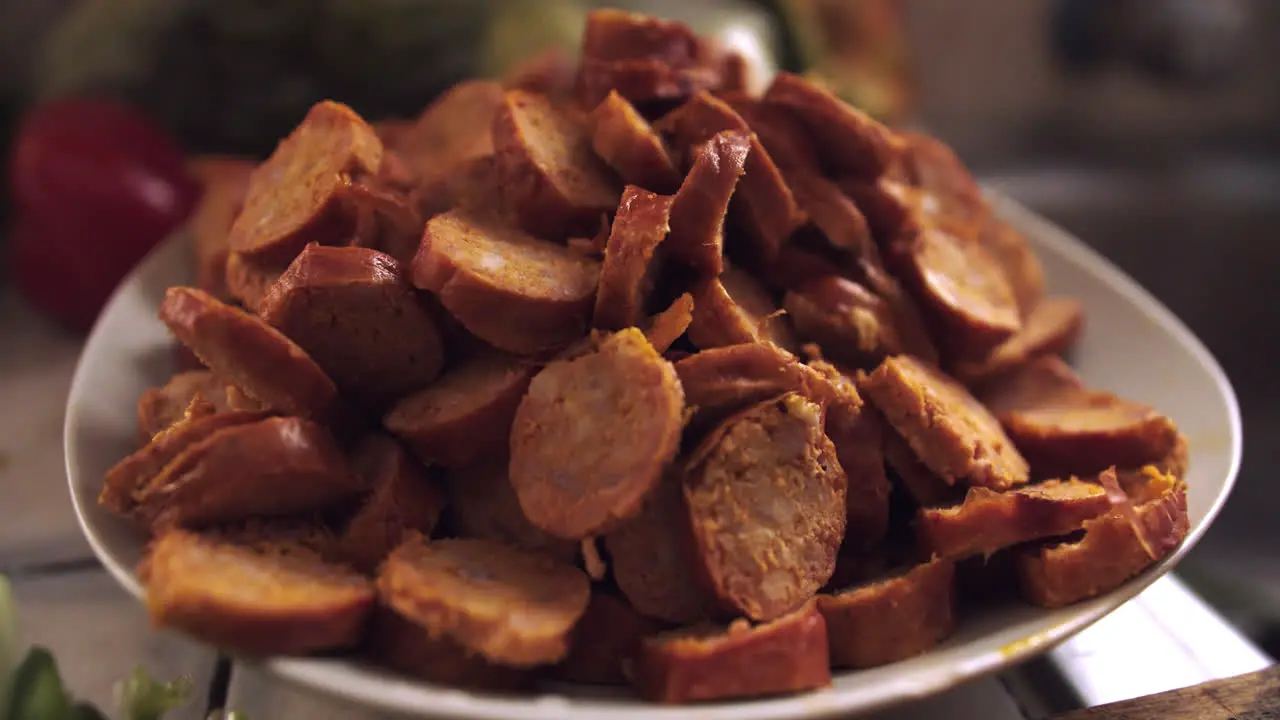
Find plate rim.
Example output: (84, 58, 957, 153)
(62, 190, 1243, 719)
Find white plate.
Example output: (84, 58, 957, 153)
(64, 191, 1242, 719)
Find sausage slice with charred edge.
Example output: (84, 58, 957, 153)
(605, 469, 716, 624)
(631, 600, 831, 704)
(916, 479, 1113, 560)
(688, 265, 797, 352)
(981, 215, 1046, 318)
(860, 354, 1029, 490)
(141, 529, 375, 657)
(259, 245, 445, 408)
(576, 9, 722, 108)
(978, 356, 1180, 479)
(886, 222, 1022, 361)
(663, 130, 749, 275)
(684, 392, 847, 621)
(224, 251, 285, 314)
(102, 409, 273, 515)
(377, 536, 590, 666)
(818, 558, 957, 669)
(589, 91, 681, 193)
(1016, 468, 1188, 608)
(383, 348, 536, 469)
(393, 80, 503, 199)
(659, 91, 803, 262)
(228, 101, 383, 265)
(720, 92, 821, 175)
(335, 433, 446, 574)
(132, 416, 365, 532)
(592, 186, 674, 331)
(136, 370, 248, 441)
(784, 275, 923, 369)
(641, 293, 694, 354)
(492, 89, 620, 239)
(787, 172, 875, 258)
(367, 606, 536, 691)
(953, 297, 1084, 386)
(762, 72, 896, 179)
(882, 428, 962, 508)
(556, 591, 670, 685)
(510, 328, 684, 539)
(412, 210, 602, 354)
(447, 456, 580, 564)
(159, 287, 341, 423)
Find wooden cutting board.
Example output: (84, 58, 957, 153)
(1052, 664, 1280, 719)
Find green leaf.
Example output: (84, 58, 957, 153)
(5, 646, 71, 720)
(116, 667, 192, 720)
(0, 575, 17, 716)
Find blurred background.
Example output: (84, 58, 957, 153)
(0, 0, 1276, 657)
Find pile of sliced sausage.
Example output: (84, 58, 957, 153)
(104, 9, 1191, 706)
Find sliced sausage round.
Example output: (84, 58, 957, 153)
(589, 91, 681, 194)
(688, 265, 798, 352)
(592, 185, 673, 331)
(684, 392, 847, 621)
(376, 536, 590, 666)
(412, 210, 602, 354)
(259, 244, 445, 408)
(159, 287, 340, 424)
(510, 328, 684, 539)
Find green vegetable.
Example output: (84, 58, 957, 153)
(116, 668, 192, 720)
(5, 647, 71, 720)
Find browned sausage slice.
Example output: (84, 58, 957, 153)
(817, 558, 956, 669)
(227, 101, 382, 264)
(132, 416, 365, 532)
(141, 529, 375, 657)
(492, 89, 620, 239)
(807, 365, 892, 551)
(344, 180, 425, 268)
(604, 469, 715, 624)
(136, 370, 244, 441)
(684, 392, 847, 621)
(592, 185, 673, 331)
(367, 606, 536, 691)
(159, 287, 340, 423)
(978, 357, 1181, 479)
(887, 222, 1022, 360)
(224, 251, 285, 313)
(664, 130, 749, 275)
(860, 354, 1029, 490)
(101, 409, 271, 515)
(631, 600, 831, 704)
(556, 591, 669, 685)
(446, 456, 579, 564)
(788, 172, 874, 257)
(953, 297, 1085, 385)
(882, 428, 962, 508)
(721, 93, 822, 174)
(412, 210, 602, 354)
(188, 158, 254, 301)
(589, 91, 681, 193)
(259, 244, 445, 407)
(393, 80, 503, 198)
(916, 479, 1113, 560)
(659, 92, 803, 263)
(688, 265, 797, 352)
(981, 215, 1046, 318)
(762, 72, 896, 178)
(576, 10, 721, 108)
(784, 275, 928, 369)
(894, 130, 989, 230)
(641, 293, 694, 354)
(510, 328, 684, 539)
(1016, 470, 1188, 608)
(383, 348, 536, 468)
(335, 433, 446, 574)
(377, 536, 590, 666)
